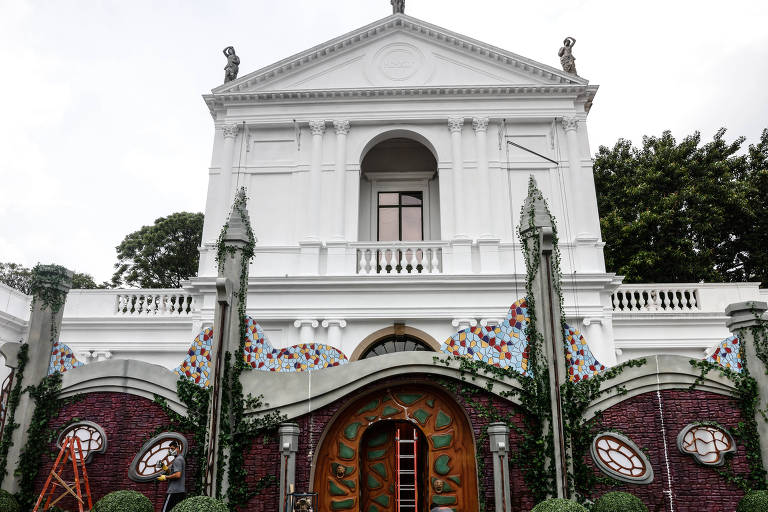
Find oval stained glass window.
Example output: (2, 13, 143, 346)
(590, 432, 653, 484)
(677, 424, 735, 466)
(128, 432, 187, 482)
(56, 421, 107, 463)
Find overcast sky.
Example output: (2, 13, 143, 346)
(1, 0, 766, 284)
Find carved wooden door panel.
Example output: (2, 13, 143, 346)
(360, 424, 397, 512)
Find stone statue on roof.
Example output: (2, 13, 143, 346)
(558, 37, 577, 75)
(223, 46, 240, 83)
(391, 0, 405, 14)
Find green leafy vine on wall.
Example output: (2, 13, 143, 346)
(433, 178, 645, 504)
(215, 188, 285, 510)
(0, 343, 28, 484)
(15, 372, 64, 510)
(689, 307, 768, 492)
(153, 378, 211, 495)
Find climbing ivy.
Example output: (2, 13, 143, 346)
(153, 378, 211, 495)
(434, 177, 646, 504)
(214, 188, 285, 510)
(689, 307, 768, 492)
(29, 265, 70, 345)
(0, 344, 28, 484)
(15, 372, 64, 510)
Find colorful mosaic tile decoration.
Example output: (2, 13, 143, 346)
(704, 335, 741, 372)
(441, 298, 531, 375)
(565, 326, 606, 382)
(242, 316, 347, 372)
(176, 318, 349, 387)
(48, 340, 84, 375)
(174, 327, 214, 387)
(440, 297, 606, 381)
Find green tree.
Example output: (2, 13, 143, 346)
(733, 129, 768, 287)
(593, 128, 763, 284)
(111, 212, 204, 288)
(0, 262, 102, 293)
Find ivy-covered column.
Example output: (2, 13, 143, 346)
(518, 177, 571, 499)
(725, 300, 768, 470)
(1, 264, 72, 494)
(203, 189, 255, 501)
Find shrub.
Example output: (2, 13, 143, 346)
(737, 490, 768, 512)
(531, 498, 589, 512)
(0, 489, 19, 512)
(592, 491, 648, 512)
(171, 496, 229, 512)
(94, 490, 153, 512)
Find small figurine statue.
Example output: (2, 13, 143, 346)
(223, 46, 240, 83)
(558, 37, 577, 75)
(293, 497, 313, 512)
(391, 0, 405, 14)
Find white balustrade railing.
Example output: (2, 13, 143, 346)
(355, 242, 445, 275)
(115, 291, 198, 316)
(612, 285, 701, 312)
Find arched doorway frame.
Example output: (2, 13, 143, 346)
(309, 379, 480, 512)
(349, 325, 441, 361)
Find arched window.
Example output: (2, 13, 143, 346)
(57, 421, 107, 463)
(128, 432, 188, 482)
(360, 335, 433, 359)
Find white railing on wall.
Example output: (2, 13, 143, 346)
(612, 285, 701, 312)
(355, 242, 445, 275)
(115, 291, 198, 316)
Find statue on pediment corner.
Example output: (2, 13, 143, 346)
(391, 0, 405, 14)
(558, 36, 577, 75)
(223, 46, 240, 83)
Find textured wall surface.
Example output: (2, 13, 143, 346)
(34, 392, 196, 511)
(587, 389, 748, 512)
(247, 373, 536, 512)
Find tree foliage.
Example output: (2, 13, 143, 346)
(0, 262, 102, 293)
(111, 212, 204, 288)
(594, 128, 768, 286)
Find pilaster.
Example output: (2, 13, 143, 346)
(725, 301, 768, 469)
(294, 319, 319, 344)
(448, 117, 467, 239)
(306, 120, 326, 242)
(2, 265, 73, 494)
(332, 120, 350, 241)
(519, 177, 571, 498)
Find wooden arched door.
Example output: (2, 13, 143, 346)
(313, 385, 478, 512)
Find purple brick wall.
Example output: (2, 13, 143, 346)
(587, 390, 749, 512)
(34, 392, 197, 511)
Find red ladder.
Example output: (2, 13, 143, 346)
(33, 436, 92, 512)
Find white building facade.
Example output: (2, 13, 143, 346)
(1, 13, 765, 373)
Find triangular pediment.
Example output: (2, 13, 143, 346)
(213, 14, 587, 95)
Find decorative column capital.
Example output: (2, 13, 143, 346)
(561, 116, 579, 132)
(321, 319, 347, 329)
(448, 117, 464, 133)
(222, 123, 240, 139)
(451, 318, 477, 329)
(309, 120, 326, 136)
(333, 120, 350, 135)
(294, 319, 319, 328)
(472, 116, 490, 133)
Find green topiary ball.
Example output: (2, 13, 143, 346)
(592, 491, 648, 512)
(531, 498, 589, 512)
(0, 489, 19, 512)
(737, 490, 768, 512)
(94, 490, 153, 512)
(171, 495, 229, 512)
